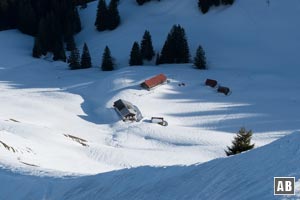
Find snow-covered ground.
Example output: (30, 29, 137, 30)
(0, 0, 300, 199)
(1, 132, 300, 200)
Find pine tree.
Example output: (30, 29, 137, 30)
(141, 30, 155, 61)
(160, 25, 190, 64)
(36, 18, 48, 55)
(175, 25, 190, 63)
(136, 0, 151, 5)
(101, 46, 114, 71)
(68, 47, 81, 69)
(53, 40, 66, 62)
(155, 52, 160, 65)
(107, 0, 120, 30)
(212, 0, 221, 6)
(222, 0, 234, 5)
(32, 37, 43, 58)
(159, 33, 173, 64)
(95, 0, 108, 31)
(65, 35, 76, 51)
(81, 43, 92, 68)
(225, 127, 255, 156)
(72, 7, 82, 34)
(194, 45, 207, 69)
(17, 0, 37, 35)
(198, 0, 211, 14)
(129, 41, 143, 66)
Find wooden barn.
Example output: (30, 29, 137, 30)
(113, 99, 143, 121)
(141, 74, 167, 90)
(205, 79, 218, 88)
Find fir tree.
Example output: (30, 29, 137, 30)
(107, 0, 120, 30)
(81, 43, 92, 68)
(194, 45, 207, 69)
(160, 25, 190, 64)
(95, 0, 108, 31)
(159, 33, 173, 64)
(225, 127, 255, 156)
(53, 40, 66, 62)
(136, 0, 151, 5)
(222, 0, 234, 5)
(17, 0, 37, 36)
(68, 47, 81, 70)
(65, 35, 76, 51)
(212, 0, 221, 6)
(72, 7, 82, 34)
(32, 37, 43, 58)
(141, 30, 155, 61)
(198, 0, 211, 14)
(129, 41, 143, 66)
(155, 52, 160, 65)
(175, 25, 190, 63)
(101, 46, 114, 71)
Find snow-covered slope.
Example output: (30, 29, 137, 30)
(0, 0, 300, 198)
(1, 132, 300, 200)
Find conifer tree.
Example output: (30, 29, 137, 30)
(32, 37, 43, 58)
(194, 45, 207, 69)
(53, 40, 66, 62)
(95, 0, 108, 31)
(159, 33, 173, 64)
(101, 46, 114, 71)
(68, 47, 81, 70)
(222, 0, 234, 5)
(72, 8, 82, 34)
(107, 0, 120, 30)
(225, 127, 255, 156)
(81, 43, 92, 68)
(141, 30, 155, 61)
(17, 0, 37, 35)
(160, 25, 190, 64)
(65, 35, 76, 51)
(198, 0, 211, 14)
(129, 42, 143, 66)
(212, 0, 221, 6)
(175, 25, 190, 63)
(155, 52, 160, 65)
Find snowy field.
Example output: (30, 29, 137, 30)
(0, 0, 300, 199)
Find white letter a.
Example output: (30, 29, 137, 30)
(277, 181, 284, 192)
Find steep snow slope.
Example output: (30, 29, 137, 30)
(0, 0, 299, 177)
(1, 132, 300, 200)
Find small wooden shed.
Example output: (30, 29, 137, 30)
(205, 79, 218, 88)
(217, 86, 231, 95)
(113, 99, 143, 121)
(141, 74, 167, 90)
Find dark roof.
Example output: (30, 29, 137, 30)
(205, 79, 218, 87)
(141, 74, 167, 89)
(114, 99, 136, 117)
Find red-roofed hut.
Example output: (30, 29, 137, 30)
(141, 74, 167, 90)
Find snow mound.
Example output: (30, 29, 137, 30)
(1, 132, 300, 200)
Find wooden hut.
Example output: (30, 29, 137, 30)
(141, 74, 167, 90)
(113, 99, 142, 121)
(217, 86, 230, 95)
(205, 79, 218, 88)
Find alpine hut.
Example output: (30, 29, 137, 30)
(205, 79, 218, 88)
(217, 86, 231, 96)
(141, 74, 167, 90)
(113, 99, 143, 121)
